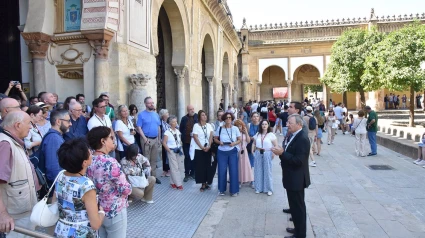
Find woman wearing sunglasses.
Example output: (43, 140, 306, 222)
(213, 112, 241, 197)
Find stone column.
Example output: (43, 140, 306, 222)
(206, 76, 215, 121)
(286, 79, 292, 102)
(82, 29, 114, 98)
(129, 74, 151, 111)
(242, 77, 250, 103)
(322, 84, 328, 107)
(233, 88, 238, 106)
(174, 66, 188, 121)
(21, 32, 51, 95)
(257, 83, 261, 101)
(223, 83, 229, 109)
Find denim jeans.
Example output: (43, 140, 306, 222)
(282, 127, 288, 137)
(367, 131, 377, 154)
(217, 148, 239, 194)
(99, 208, 128, 238)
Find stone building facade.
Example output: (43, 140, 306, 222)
(14, 0, 241, 120)
(238, 10, 425, 110)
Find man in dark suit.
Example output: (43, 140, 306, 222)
(272, 114, 311, 238)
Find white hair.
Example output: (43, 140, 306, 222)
(158, 109, 169, 118)
(69, 101, 82, 110)
(288, 114, 304, 126)
(0, 111, 25, 128)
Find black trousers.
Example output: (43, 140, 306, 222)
(162, 145, 170, 172)
(183, 143, 195, 176)
(194, 149, 213, 184)
(208, 154, 218, 184)
(287, 189, 307, 238)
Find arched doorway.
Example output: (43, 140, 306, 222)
(222, 52, 229, 109)
(154, 0, 187, 117)
(261, 66, 287, 100)
(201, 34, 214, 116)
(292, 64, 321, 102)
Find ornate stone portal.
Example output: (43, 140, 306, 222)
(129, 74, 151, 111)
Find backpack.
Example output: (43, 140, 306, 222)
(29, 131, 55, 185)
(307, 115, 317, 130)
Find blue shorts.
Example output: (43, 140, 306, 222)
(419, 143, 424, 148)
(317, 128, 323, 139)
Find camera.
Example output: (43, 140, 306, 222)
(258, 148, 265, 154)
(11, 81, 19, 86)
(130, 129, 135, 133)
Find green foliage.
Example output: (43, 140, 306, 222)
(362, 21, 425, 91)
(321, 27, 385, 93)
(304, 85, 323, 93)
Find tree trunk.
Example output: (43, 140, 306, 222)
(410, 85, 415, 127)
(359, 87, 366, 110)
(343, 92, 348, 107)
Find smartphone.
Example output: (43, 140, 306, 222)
(204, 143, 208, 147)
(11, 81, 19, 86)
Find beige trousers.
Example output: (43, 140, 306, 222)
(167, 151, 184, 187)
(355, 133, 367, 156)
(327, 126, 336, 143)
(142, 137, 159, 177)
(130, 176, 156, 201)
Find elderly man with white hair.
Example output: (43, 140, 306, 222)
(63, 101, 88, 141)
(0, 111, 39, 237)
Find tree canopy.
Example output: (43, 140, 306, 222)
(321, 27, 385, 106)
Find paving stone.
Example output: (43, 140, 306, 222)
(356, 223, 389, 238)
(376, 219, 413, 237)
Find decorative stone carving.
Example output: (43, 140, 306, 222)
(56, 64, 84, 79)
(129, 74, 151, 112)
(130, 74, 151, 89)
(82, 29, 114, 59)
(21, 32, 52, 59)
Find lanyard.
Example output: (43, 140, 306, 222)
(31, 122, 42, 137)
(224, 126, 233, 142)
(169, 129, 180, 146)
(94, 114, 107, 127)
(123, 118, 133, 130)
(260, 132, 268, 148)
(200, 124, 208, 143)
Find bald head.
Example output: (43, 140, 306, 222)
(187, 105, 195, 116)
(0, 98, 20, 119)
(0, 111, 31, 139)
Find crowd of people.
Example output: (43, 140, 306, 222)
(0, 82, 381, 238)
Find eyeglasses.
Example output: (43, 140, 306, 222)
(72, 109, 83, 112)
(59, 119, 71, 123)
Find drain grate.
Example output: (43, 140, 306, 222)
(368, 165, 394, 170)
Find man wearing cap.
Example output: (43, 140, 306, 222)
(365, 106, 378, 156)
(303, 106, 317, 167)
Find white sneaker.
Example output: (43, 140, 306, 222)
(141, 198, 154, 204)
(309, 161, 317, 167)
(280, 133, 283, 136)
(255, 191, 260, 194)
(327, 142, 331, 145)
(231, 193, 238, 197)
(417, 160, 425, 166)
(267, 191, 273, 196)
(423, 165, 425, 169)
(414, 159, 422, 164)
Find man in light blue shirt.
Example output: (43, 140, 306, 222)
(136, 97, 161, 184)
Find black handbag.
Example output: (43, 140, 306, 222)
(211, 127, 222, 154)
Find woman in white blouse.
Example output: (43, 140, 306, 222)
(24, 105, 44, 155)
(352, 110, 368, 157)
(252, 119, 278, 196)
(193, 110, 214, 192)
(162, 115, 184, 190)
(115, 105, 136, 159)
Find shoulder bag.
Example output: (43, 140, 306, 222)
(351, 119, 363, 136)
(30, 170, 64, 227)
(127, 162, 149, 188)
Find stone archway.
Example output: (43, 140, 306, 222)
(261, 66, 287, 100)
(292, 64, 321, 102)
(222, 52, 230, 109)
(153, 0, 188, 119)
(201, 34, 214, 120)
(233, 63, 239, 107)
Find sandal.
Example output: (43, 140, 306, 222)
(205, 184, 211, 190)
(200, 187, 205, 192)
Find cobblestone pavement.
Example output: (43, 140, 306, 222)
(194, 131, 425, 238)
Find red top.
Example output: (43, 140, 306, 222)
(268, 111, 276, 122)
